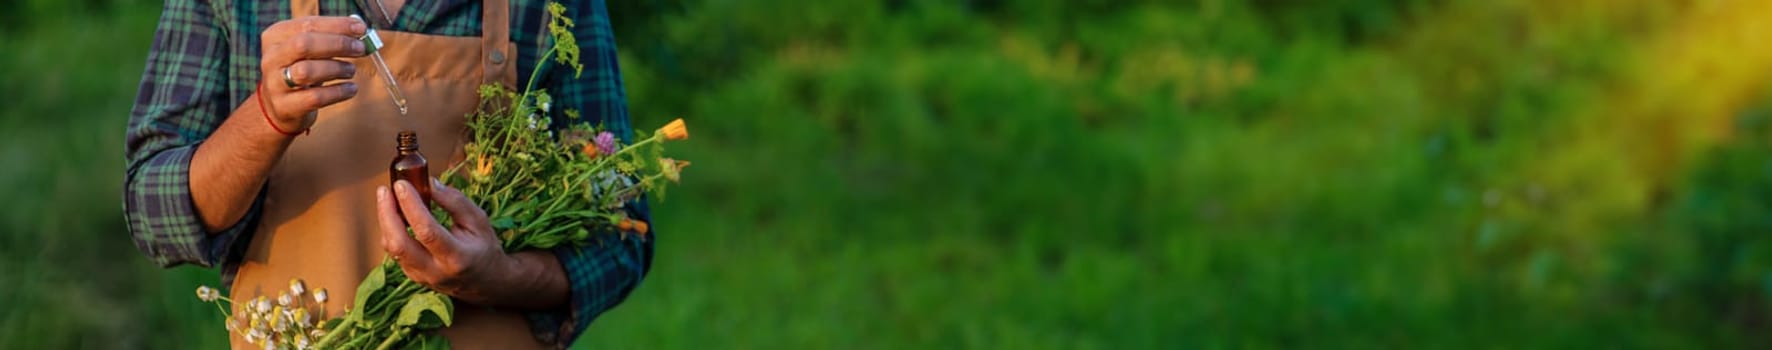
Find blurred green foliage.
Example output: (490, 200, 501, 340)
(5, 0, 1772, 348)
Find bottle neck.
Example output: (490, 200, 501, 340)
(396, 131, 420, 153)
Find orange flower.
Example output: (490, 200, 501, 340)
(658, 118, 689, 141)
(581, 141, 601, 158)
(615, 218, 650, 235)
(472, 156, 493, 179)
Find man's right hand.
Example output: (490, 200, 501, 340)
(257, 16, 371, 134)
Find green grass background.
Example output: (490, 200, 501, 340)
(7, 0, 1772, 348)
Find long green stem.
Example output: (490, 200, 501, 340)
(522, 47, 559, 98)
(314, 321, 348, 349)
(212, 301, 230, 319)
(373, 327, 411, 350)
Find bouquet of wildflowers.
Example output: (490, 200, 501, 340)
(194, 3, 689, 349)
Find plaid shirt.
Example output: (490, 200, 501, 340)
(122, 0, 650, 347)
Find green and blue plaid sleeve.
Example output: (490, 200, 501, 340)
(521, 0, 654, 347)
(124, 0, 263, 268)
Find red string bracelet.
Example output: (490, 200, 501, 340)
(258, 83, 307, 136)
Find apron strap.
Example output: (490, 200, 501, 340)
(292, 0, 319, 18)
(480, 0, 515, 88)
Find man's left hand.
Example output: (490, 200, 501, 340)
(376, 178, 523, 305)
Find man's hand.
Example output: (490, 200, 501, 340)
(258, 16, 371, 133)
(186, 16, 374, 233)
(376, 179, 567, 308)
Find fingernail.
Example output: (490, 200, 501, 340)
(352, 22, 367, 34)
(344, 64, 356, 76)
(376, 186, 386, 201)
(343, 82, 358, 94)
(352, 41, 366, 54)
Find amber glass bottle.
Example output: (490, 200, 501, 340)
(390, 131, 433, 206)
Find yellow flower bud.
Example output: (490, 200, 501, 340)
(658, 118, 689, 141)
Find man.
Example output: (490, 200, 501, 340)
(123, 0, 650, 348)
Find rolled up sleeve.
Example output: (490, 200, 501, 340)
(123, 0, 260, 268)
(524, 199, 654, 348)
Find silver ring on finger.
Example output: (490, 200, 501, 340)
(283, 66, 300, 89)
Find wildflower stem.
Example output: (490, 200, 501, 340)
(519, 47, 559, 103)
(606, 174, 667, 202)
(373, 327, 411, 350)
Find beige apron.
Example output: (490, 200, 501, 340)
(230, 0, 544, 348)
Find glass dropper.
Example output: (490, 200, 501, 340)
(350, 14, 408, 115)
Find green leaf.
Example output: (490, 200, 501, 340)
(491, 216, 517, 230)
(353, 262, 388, 313)
(431, 207, 453, 226)
(395, 291, 455, 328)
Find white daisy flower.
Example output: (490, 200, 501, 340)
(195, 286, 219, 302)
(313, 288, 329, 303)
(288, 279, 306, 297)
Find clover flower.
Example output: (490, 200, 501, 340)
(594, 131, 617, 156)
